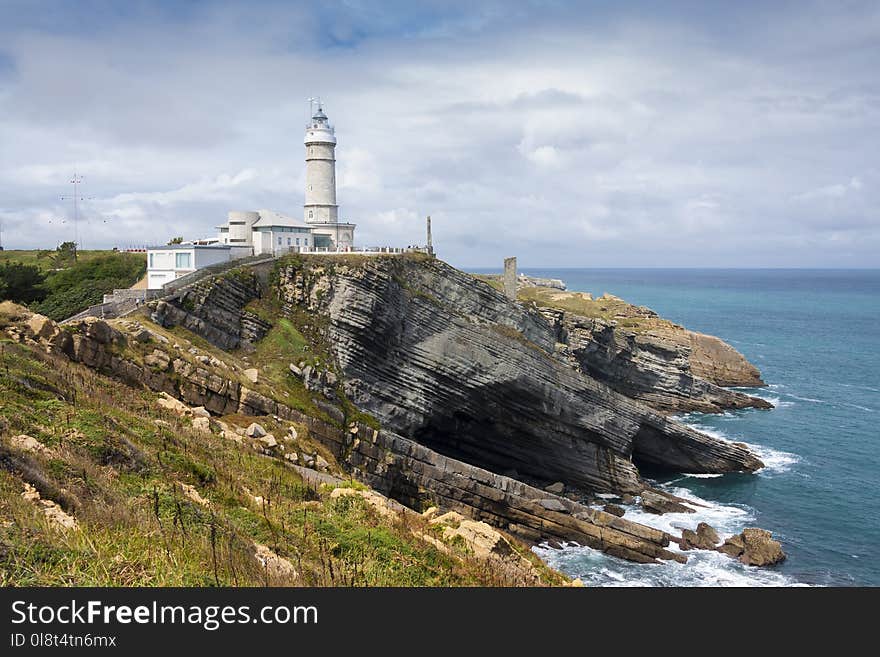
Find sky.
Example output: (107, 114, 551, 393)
(0, 0, 878, 268)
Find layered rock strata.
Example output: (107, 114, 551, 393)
(273, 257, 763, 490)
(7, 312, 683, 565)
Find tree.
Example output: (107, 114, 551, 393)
(167, 236, 184, 245)
(0, 262, 47, 304)
(51, 242, 78, 268)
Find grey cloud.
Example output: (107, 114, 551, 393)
(0, 2, 878, 267)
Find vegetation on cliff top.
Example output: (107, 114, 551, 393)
(0, 248, 146, 321)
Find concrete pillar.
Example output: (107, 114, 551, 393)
(503, 256, 517, 301)
(426, 215, 434, 256)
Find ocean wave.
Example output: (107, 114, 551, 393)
(785, 393, 826, 404)
(840, 402, 875, 413)
(677, 419, 800, 475)
(624, 484, 754, 537)
(683, 473, 724, 478)
(534, 543, 803, 587)
(534, 483, 805, 586)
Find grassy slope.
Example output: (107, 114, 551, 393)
(473, 273, 684, 334)
(0, 301, 561, 586)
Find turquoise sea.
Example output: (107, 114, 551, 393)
(510, 269, 879, 586)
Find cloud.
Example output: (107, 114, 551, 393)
(0, 1, 878, 266)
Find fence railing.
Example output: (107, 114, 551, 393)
(160, 254, 275, 295)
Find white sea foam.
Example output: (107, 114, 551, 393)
(535, 480, 806, 587)
(534, 543, 801, 587)
(682, 473, 724, 479)
(785, 393, 826, 404)
(840, 402, 875, 413)
(678, 419, 800, 475)
(624, 484, 753, 538)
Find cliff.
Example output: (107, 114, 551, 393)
(470, 282, 769, 414)
(0, 302, 567, 586)
(268, 256, 762, 489)
(0, 255, 780, 575)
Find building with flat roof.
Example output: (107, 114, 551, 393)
(146, 243, 251, 290)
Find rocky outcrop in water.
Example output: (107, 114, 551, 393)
(273, 256, 763, 493)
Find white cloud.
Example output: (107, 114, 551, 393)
(0, 2, 878, 266)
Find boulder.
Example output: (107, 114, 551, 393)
(741, 528, 786, 566)
(133, 328, 153, 343)
(10, 434, 50, 455)
(429, 511, 466, 528)
(243, 368, 259, 383)
(245, 422, 267, 438)
(539, 498, 568, 512)
(682, 522, 721, 550)
(82, 318, 116, 344)
(640, 490, 695, 515)
(719, 528, 786, 566)
(603, 504, 626, 518)
(544, 481, 565, 495)
(26, 314, 56, 340)
(288, 363, 302, 377)
(286, 426, 299, 441)
(315, 455, 330, 471)
(191, 417, 211, 434)
(156, 392, 190, 416)
(190, 406, 211, 418)
(257, 434, 278, 449)
(719, 533, 745, 558)
(696, 522, 720, 546)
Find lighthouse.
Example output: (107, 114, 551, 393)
(303, 100, 356, 250)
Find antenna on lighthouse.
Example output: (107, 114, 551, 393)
(307, 97, 321, 117)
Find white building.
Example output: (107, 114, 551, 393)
(215, 101, 356, 253)
(303, 104, 356, 249)
(217, 209, 314, 256)
(146, 243, 251, 290)
(147, 101, 361, 290)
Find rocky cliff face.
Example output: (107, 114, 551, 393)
(273, 256, 763, 493)
(150, 269, 271, 350)
(545, 310, 771, 414)
(3, 307, 689, 565)
(0, 248, 779, 567)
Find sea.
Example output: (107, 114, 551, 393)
(502, 268, 879, 586)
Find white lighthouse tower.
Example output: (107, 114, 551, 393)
(303, 100, 356, 250)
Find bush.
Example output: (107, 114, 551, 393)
(0, 262, 47, 304)
(33, 254, 146, 320)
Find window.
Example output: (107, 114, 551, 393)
(175, 252, 191, 269)
(295, 238, 300, 246)
(309, 210, 313, 219)
(309, 185, 313, 191)
(277, 236, 282, 245)
(287, 237, 291, 246)
(304, 238, 308, 246)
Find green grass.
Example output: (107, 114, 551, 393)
(0, 250, 134, 273)
(0, 337, 546, 586)
(517, 286, 679, 334)
(1, 313, 557, 586)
